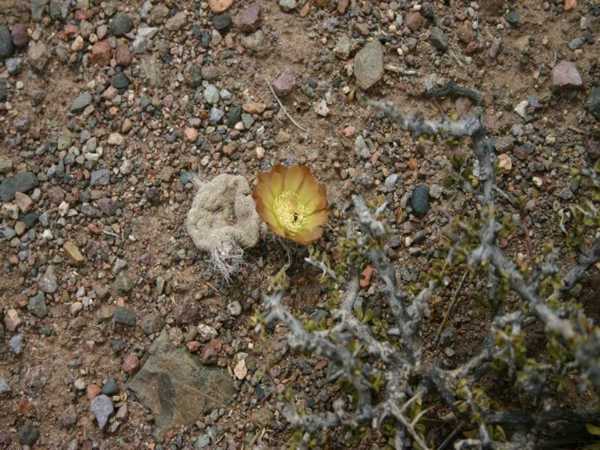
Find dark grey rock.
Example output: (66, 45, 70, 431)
(568, 36, 587, 50)
(111, 13, 133, 36)
(101, 378, 119, 396)
(0, 79, 7, 102)
(28, 292, 48, 318)
(132, 26, 158, 53)
(227, 301, 242, 316)
(90, 394, 114, 429)
(127, 331, 235, 438)
(411, 184, 430, 217)
(6, 57, 22, 75)
(28, 41, 48, 73)
(203, 66, 220, 82)
(111, 72, 130, 90)
(22, 212, 39, 228)
(241, 113, 254, 129)
(0, 377, 10, 394)
(70, 92, 92, 113)
(209, 107, 224, 124)
(196, 28, 212, 48)
(383, 174, 399, 192)
(1, 226, 16, 240)
(0, 172, 39, 202)
(9, 334, 23, 354)
(430, 27, 448, 51)
(557, 187, 574, 200)
(505, 9, 520, 27)
(194, 434, 211, 449)
(32, 0, 49, 21)
(39, 265, 58, 294)
(113, 271, 133, 294)
(0, 25, 14, 59)
(226, 105, 242, 127)
(187, 65, 203, 88)
(10, 24, 29, 48)
(234, 4, 261, 32)
(588, 87, 600, 120)
(353, 40, 384, 90)
(212, 14, 232, 32)
(49, 0, 69, 20)
(354, 135, 370, 159)
(279, 0, 297, 12)
(113, 307, 136, 327)
(90, 168, 110, 186)
(203, 84, 220, 104)
(18, 422, 39, 446)
(96, 198, 117, 216)
(142, 314, 164, 335)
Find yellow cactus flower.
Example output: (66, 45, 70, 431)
(253, 165, 329, 245)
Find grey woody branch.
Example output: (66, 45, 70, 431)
(261, 98, 600, 450)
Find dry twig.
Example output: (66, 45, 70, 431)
(266, 79, 308, 133)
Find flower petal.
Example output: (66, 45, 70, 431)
(254, 197, 285, 237)
(293, 225, 324, 245)
(268, 171, 285, 198)
(306, 209, 328, 229)
(257, 170, 283, 200)
(298, 177, 328, 213)
(253, 177, 275, 206)
(283, 165, 309, 193)
(253, 164, 329, 245)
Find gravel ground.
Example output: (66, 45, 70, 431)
(1, 0, 599, 449)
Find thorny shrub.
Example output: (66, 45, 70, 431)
(260, 98, 600, 450)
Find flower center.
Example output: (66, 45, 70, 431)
(273, 191, 309, 234)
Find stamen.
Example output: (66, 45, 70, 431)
(273, 191, 309, 234)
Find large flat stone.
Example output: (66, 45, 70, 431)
(353, 40, 384, 90)
(127, 331, 235, 437)
(0, 172, 38, 202)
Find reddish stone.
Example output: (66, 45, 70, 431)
(341, 126, 356, 137)
(200, 338, 222, 365)
(64, 24, 79, 38)
(75, 9, 90, 21)
(47, 186, 65, 204)
(115, 44, 132, 67)
(271, 69, 297, 97)
(465, 41, 480, 55)
(480, 0, 505, 17)
(4, 309, 22, 332)
(360, 265, 375, 288)
(208, 0, 233, 13)
(552, 60, 583, 88)
(122, 354, 140, 374)
(299, 2, 311, 17)
(457, 21, 474, 44)
(186, 341, 200, 353)
(17, 398, 33, 416)
(87, 223, 103, 235)
(337, 0, 349, 14)
(234, 4, 262, 32)
(406, 12, 425, 31)
(86, 384, 101, 400)
(10, 24, 29, 48)
(90, 40, 112, 66)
